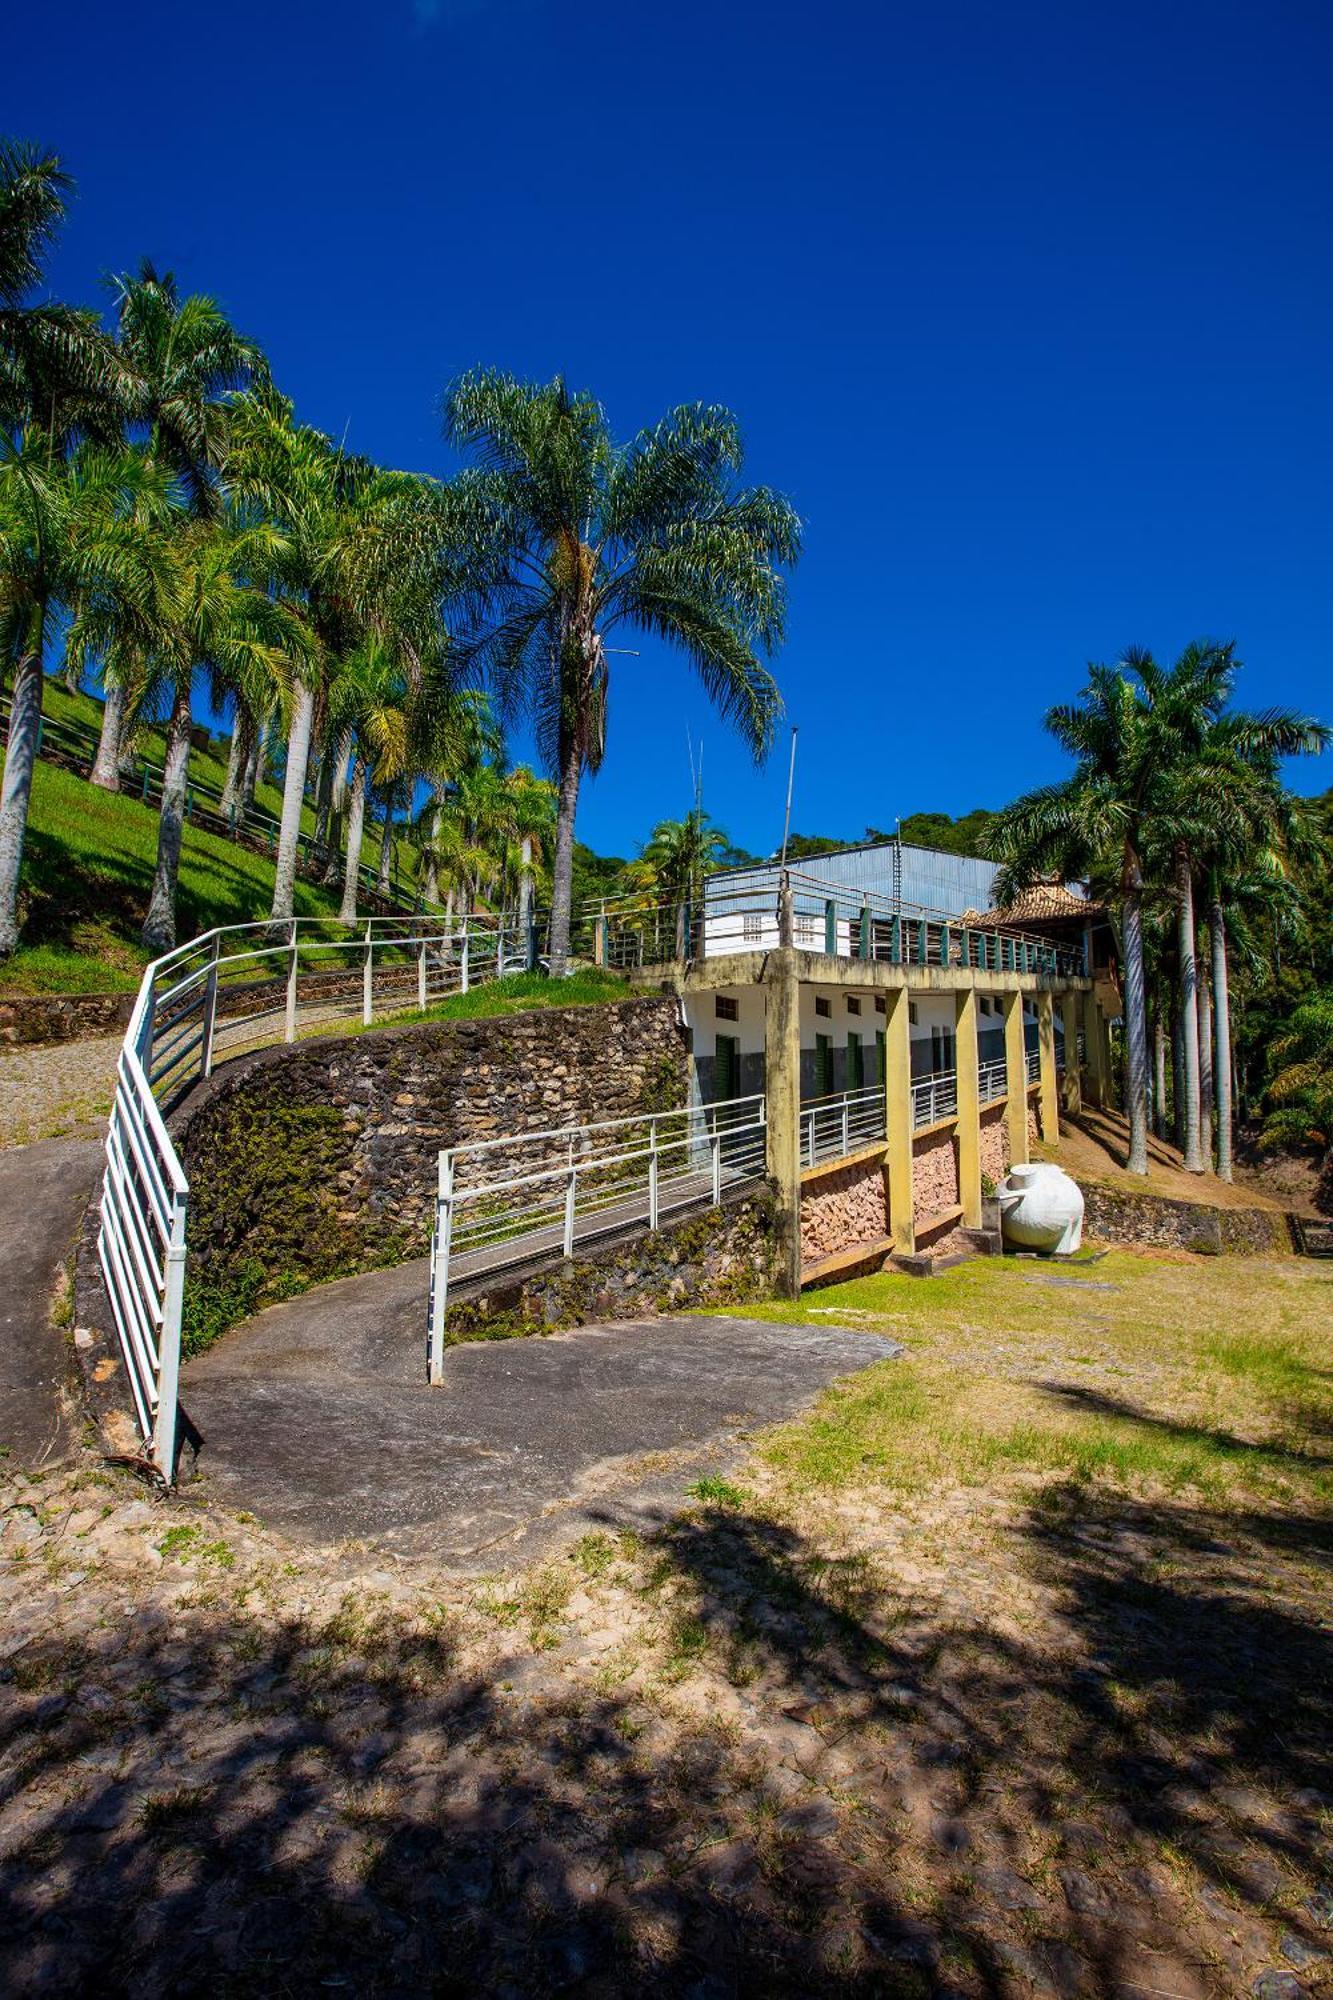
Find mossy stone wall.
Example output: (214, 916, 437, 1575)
(174, 995, 691, 1342)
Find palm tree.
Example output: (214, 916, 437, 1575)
(228, 392, 453, 925)
(89, 262, 268, 789)
(441, 373, 800, 974)
(0, 139, 131, 444)
(140, 518, 301, 951)
(990, 665, 1160, 1175)
(0, 437, 175, 956)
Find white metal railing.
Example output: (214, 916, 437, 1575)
(1026, 1047, 1041, 1083)
(577, 870, 1088, 979)
(800, 1085, 886, 1167)
(979, 1056, 1008, 1103)
(912, 1068, 958, 1128)
(427, 1093, 768, 1381)
(97, 910, 535, 1478)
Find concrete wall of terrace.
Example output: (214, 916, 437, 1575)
(644, 946, 1095, 1004)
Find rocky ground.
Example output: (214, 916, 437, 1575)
(3, 1248, 1331, 1996)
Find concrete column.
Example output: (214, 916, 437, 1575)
(763, 947, 802, 1296)
(883, 986, 915, 1255)
(954, 988, 982, 1227)
(1060, 992, 1082, 1115)
(1003, 991, 1029, 1170)
(1083, 990, 1108, 1108)
(1037, 990, 1060, 1143)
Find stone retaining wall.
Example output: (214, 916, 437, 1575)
(912, 1125, 959, 1222)
(168, 996, 698, 1344)
(979, 1103, 1009, 1187)
(446, 1185, 779, 1341)
(1080, 1183, 1295, 1255)
(0, 990, 136, 1047)
(799, 1158, 887, 1264)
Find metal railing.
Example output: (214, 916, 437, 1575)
(1026, 1047, 1041, 1083)
(427, 1093, 768, 1381)
(979, 1056, 1008, 1103)
(912, 1069, 958, 1128)
(97, 910, 535, 1478)
(800, 1085, 886, 1167)
(576, 869, 1087, 978)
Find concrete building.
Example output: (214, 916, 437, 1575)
(595, 844, 1119, 1294)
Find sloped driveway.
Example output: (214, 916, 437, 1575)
(182, 1262, 898, 1567)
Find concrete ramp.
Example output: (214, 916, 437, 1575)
(182, 1271, 898, 1568)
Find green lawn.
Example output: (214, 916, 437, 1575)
(336, 967, 633, 1033)
(0, 759, 347, 995)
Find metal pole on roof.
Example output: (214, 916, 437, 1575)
(778, 727, 798, 874)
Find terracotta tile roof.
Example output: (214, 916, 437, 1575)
(958, 883, 1104, 927)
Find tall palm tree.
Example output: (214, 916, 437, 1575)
(990, 665, 1161, 1174)
(0, 139, 131, 445)
(228, 392, 453, 924)
(140, 518, 301, 951)
(441, 373, 801, 975)
(0, 437, 175, 956)
(89, 262, 268, 789)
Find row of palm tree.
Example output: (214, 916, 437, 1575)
(0, 139, 802, 968)
(991, 643, 1327, 1180)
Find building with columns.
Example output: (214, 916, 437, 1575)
(612, 851, 1118, 1295)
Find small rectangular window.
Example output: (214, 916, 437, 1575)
(846, 997, 861, 1016)
(715, 995, 738, 1022)
(815, 996, 831, 1019)
(874, 996, 886, 1014)
(742, 912, 762, 943)
(909, 1002, 918, 1025)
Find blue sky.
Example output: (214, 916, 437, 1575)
(8, 0, 1332, 857)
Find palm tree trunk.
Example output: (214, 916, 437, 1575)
(1175, 846, 1204, 1171)
(519, 833, 534, 963)
(1211, 885, 1234, 1182)
(312, 739, 335, 864)
(1153, 1014, 1168, 1141)
(0, 612, 46, 960)
(90, 673, 130, 791)
(221, 707, 253, 827)
(1172, 1000, 1185, 1153)
(269, 685, 315, 923)
(376, 793, 394, 900)
(219, 716, 244, 823)
(239, 717, 264, 819)
(339, 759, 367, 923)
(141, 681, 193, 954)
(322, 729, 353, 883)
(1198, 932, 1214, 1171)
(1121, 862, 1150, 1175)
(547, 737, 582, 978)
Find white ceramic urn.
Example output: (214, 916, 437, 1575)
(995, 1162, 1084, 1255)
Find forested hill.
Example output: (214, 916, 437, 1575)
(767, 808, 1001, 865)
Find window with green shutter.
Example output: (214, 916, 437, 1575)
(847, 1031, 863, 1091)
(815, 1032, 832, 1097)
(715, 1033, 739, 1101)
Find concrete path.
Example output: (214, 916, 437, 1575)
(0, 1137, 104, 1469)
(183, 1264, 898, 1567)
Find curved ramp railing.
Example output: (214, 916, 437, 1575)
(97, 911, 535, 1480)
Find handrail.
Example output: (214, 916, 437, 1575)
(427, 1093, 768, 1381)
(97, 908, 539, 1480)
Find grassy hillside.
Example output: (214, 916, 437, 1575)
(0, 760, 346, 995)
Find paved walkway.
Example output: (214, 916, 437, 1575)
(183, 1264, 899, 1566)
(0, 1035, 118, 1150)
(0, 1137, 103, 1468)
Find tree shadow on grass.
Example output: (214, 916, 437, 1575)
(1032, 1378, 1333, 1475)
(2, 1488, 1330, 1996)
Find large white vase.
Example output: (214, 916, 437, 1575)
(996, 1163, 1084, 1255)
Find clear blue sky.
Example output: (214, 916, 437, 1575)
(9, 0, 1332, 858)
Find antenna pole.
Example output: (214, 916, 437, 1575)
(778, 727, 798, 873)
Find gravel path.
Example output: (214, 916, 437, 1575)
(0, 1035, 119, 1151)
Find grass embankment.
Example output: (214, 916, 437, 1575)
(335, 967, 633, 1035)
(0, 760, 345, 996)
(0, 679, 408, 995)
